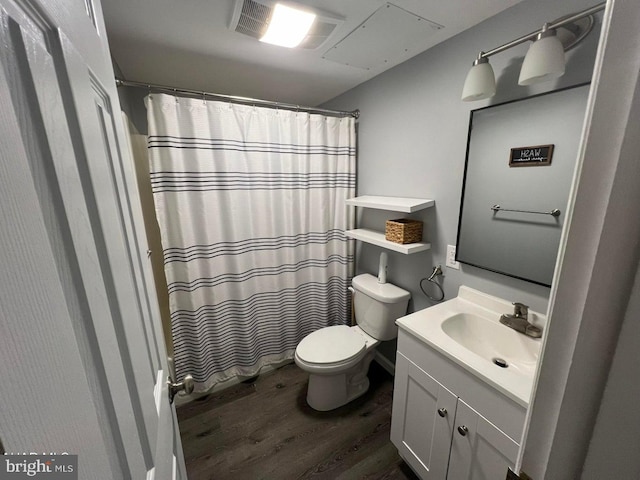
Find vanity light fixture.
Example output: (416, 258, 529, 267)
(461, 55, 496, 102)
(260, 3, 317, 48)
(461, 2, 605, 101)
(518, 25, 566, 85)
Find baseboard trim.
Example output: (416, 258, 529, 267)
(175, 358, 294, 406)
(374, 351, 395, 376)
(177, 353, 394, 406)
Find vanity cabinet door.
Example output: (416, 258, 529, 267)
(447, 398, 519, 480)
(391, 353, 458, 479)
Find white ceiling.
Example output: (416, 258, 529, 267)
(103, 0, 523, 106)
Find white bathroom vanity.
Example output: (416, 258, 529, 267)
(390, 287, 544, 479)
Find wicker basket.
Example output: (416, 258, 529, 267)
(385, 219, 423, 244)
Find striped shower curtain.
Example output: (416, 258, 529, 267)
(146, 94, 355, 392)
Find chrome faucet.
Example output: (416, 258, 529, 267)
(499, 302, 542, 338)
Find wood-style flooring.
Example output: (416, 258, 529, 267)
(177, 361, 419, 480)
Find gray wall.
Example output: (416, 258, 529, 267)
(322, 0, 601, 361)
(118, 0, 601, 365)
(119, 86, 149, 134)
(578, 255, 640, 478)
(118, 87, 174, 357)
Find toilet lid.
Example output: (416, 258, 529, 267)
(297, 325, 366, 365)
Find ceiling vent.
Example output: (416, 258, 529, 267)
(229, 0, 343, 50)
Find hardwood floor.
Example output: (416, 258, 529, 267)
(177, 361, 419, 480)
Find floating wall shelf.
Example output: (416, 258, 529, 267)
(346, 195, 435, 255)
(345, 229, 431, 254)
(346, 195, 435, 213)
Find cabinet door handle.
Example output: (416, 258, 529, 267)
(457, 425, 469, 436)
(437, 407, 447, 418)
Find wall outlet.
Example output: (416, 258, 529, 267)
(446, 245, 460, 270)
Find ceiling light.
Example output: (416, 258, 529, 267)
(518, 27, 566, 86)
(461, 56, 496, 102)
(260, 3, 316, 48)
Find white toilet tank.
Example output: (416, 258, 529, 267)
(352, 273, 411, 341)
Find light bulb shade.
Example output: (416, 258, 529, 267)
(461, 61, 496, 102)
(518, 34, 566, 86)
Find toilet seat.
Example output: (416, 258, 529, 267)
(296, 325, 366, 367)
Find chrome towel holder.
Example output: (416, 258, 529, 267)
(420, 265, 445, 302)
(491, 204, 561, 217)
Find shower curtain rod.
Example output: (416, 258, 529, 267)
(115, 78, 360, 119)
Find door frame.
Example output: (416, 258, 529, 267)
(517, 0, 640, 477)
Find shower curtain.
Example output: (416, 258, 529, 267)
(146, 94, 355, 391)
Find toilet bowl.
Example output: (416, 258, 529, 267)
(295, 274, 410, 411)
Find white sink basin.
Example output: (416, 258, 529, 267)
(396, 286, 544, 406)
(441, 312, 539, 376)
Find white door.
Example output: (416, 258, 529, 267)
(391, 353, 458, 479)
(0, 0, 187, 478)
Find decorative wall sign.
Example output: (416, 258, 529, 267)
(509, 144, 554, 167)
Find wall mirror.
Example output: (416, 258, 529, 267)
(456, 83, 590, 287)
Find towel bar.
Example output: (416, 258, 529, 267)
(491, 204, 561, 217)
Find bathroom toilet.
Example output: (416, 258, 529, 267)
(295, 273, 410, 411)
